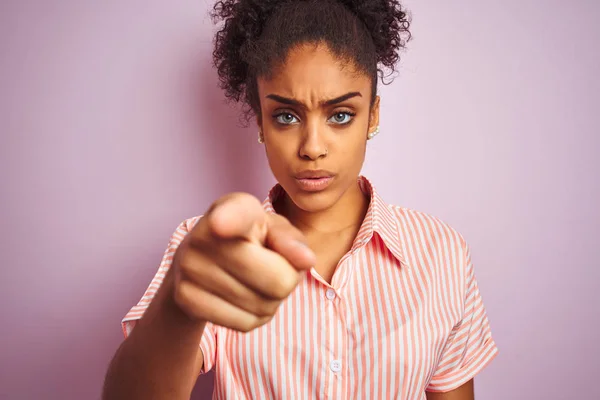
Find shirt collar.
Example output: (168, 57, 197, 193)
(262, 176, 409, 268)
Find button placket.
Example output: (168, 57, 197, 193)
(322, 284, 345, 399)
(325, 288, 336, 300)
(330, 359, 342, 373)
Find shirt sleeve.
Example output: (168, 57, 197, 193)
(120, 216, 218, 374)
(426, 243, 498, 392)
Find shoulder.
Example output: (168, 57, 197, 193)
(388, 204, 469, 270)
(389, 205, 468, 249)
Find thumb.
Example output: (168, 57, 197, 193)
(264, 215, 316, 272)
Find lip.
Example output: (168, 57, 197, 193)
(294, 170, 335, 192)
(295, 169, 336, 179)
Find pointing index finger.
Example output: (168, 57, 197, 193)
(208, 193, 268, 244)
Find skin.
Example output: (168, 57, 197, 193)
(103, 195, 316, 399)
(257, 42, 379, 282)
(102, 41, 475, 399)
(427, 380, 475, 400)
(257, 42, 475, 398)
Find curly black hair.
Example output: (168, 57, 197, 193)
(211, 0, 411, 123)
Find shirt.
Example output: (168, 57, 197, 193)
(122, 176, 498, 399)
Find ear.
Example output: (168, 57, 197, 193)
(368, 96, 380, 135)
(256, 113, 263, 131)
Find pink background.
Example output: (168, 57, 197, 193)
(1, 0, 598, 399)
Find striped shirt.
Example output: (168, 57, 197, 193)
(122, 176, 497, 399)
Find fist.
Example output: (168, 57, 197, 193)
(171, 193, 316, 332)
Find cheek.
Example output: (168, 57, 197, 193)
(339, 131, 368, 170)
(340, 125, 368, 153)
(264, 141, 292, 173)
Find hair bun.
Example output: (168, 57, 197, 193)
(211, 0, 411, 122)
(336, 0, 411, 70)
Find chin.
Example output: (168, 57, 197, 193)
(283, 185, 339, 213)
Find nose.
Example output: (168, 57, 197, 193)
(298, 122, 327, 161)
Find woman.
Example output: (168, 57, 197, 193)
(103, 0, 497, 399)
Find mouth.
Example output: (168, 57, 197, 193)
(294, 170, 335, 192)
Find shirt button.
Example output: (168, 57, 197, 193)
(325, 288, 336, 300)
(330, 359, 342, 373)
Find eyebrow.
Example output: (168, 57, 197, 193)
(265, 92, 362, 107)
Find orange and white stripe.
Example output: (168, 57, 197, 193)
(122, 176, 497, 399)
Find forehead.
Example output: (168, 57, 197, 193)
(257, 42, 371, 100)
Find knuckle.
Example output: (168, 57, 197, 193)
(191, 230, 211, 246)
(255, 300, 279, 318)
(173, 281, 192, 310)
(257, 315, 274, 327)
(269, 284, 287, 300)
(233, 313, 273, 332)
(237, 318, 258, 333)
(176, 247, 213, 278)
(176, 249, 200, 277)
(280, 272, 299, 295)
(173, 283, 210, 322)
(270, 279, 295, 300)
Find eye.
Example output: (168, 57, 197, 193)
(274, 113, 299, 125)
(328, 112, 355, 125)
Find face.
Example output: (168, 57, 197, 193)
(257, 42, 380, 213)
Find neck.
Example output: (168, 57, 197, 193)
(278, 181, 369, 235)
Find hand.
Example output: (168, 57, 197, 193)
(171, 193, 316, 332)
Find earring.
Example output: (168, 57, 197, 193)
(258, 131, 264, 144)
(367, 126, 380, 140)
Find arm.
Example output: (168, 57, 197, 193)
(102, 268, 206, 400)
(426, 238, 497, 394)
(427, 380, 474, 400)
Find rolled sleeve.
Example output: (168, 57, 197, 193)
(427, 244, 498, 392)
(120, 216, 217, 374)
(198, 321, 217, 374)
